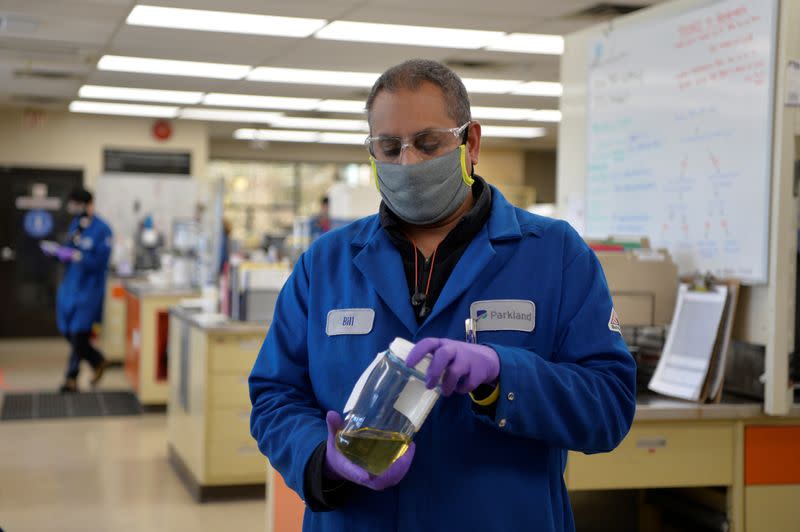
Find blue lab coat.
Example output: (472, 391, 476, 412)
(56, 215, 113, 335)
(249, 187, 636, 532)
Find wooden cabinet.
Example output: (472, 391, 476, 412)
(167, 308, 269, 499)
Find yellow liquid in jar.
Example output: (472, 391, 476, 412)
(335, 427, 411, 476)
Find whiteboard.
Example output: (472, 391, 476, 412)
(95, 173, 198, 253)
(585, 0, 777, 283)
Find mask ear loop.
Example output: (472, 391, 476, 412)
(369, 156, 380, 191)
(460, 123, 475, 185)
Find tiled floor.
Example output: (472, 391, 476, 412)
(0, 339, 265, 532)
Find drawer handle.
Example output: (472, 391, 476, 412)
(238, 445, 258, 455)
(636, 438, 667, 449)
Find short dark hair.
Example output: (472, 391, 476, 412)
(365, 59, 472, 128)
(69, 187, 93, 204)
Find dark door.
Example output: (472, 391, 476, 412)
(0, 167, 83, 337)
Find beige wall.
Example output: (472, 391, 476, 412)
(211, 137, 525, 186)
(0, 108, 208, 189)
(524, 150, 557, 203)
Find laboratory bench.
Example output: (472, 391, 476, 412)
(263, 396, 800, 532)
(123, 281, 199, 407)
(99, 274, 145, 364)
(166, 305, 270, 501)
(566, 395, 800, 532)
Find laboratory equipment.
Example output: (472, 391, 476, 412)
(336, 338, 440, 475)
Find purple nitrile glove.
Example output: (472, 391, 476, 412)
(323, 411, 415, 491)
(40, 240, 59, 257)
(56, 246, 80, 263)
(406, 337, 500, 397)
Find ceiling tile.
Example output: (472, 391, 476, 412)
(141, 0, 364, 19)
(109, 26, 298, 65)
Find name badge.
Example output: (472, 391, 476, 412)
(80, 236, 94, 250)
(470, 300, 535, 332)
(326, 308, 375, 336)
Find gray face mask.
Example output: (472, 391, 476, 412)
(372, 145, 474, 226)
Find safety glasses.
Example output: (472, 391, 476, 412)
(365, 122, 470, 162)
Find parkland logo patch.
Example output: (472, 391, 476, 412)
(608, 308, 622, 334)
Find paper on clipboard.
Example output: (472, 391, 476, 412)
(648, 284, 728, 401)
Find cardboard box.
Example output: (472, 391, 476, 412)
(595, 249, 679, 327)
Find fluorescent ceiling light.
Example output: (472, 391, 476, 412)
(97, 55, 250, 80)
(527, 109, 562, 122)
(486, 33, 564, 55)
(234, 128, 319, 142)
(462, 78, 522, 94)
(179, 108, 283, 123)
(203, 93, 320, 110)
(78, 85, 203, 104)
(315, 20, 503, 49)
(248, 67, 378, 88)
(481, 125, 546, 138)
(315, 99, 365, 113)
(511, 81, 563, 97)
(471, 106, 536, 121)
(318, 132, 368, 145)
(69, 100, 178, 118)
(269, 116, 368, 131)
(127, 5, 327, 37)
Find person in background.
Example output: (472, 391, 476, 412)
(310, 196, 331, 239)
(249, 59, 636, 531)
(47, 187, 113, 393)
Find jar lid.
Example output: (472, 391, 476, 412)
(389, 337, 432, 376)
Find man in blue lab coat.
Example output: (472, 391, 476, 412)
(249, 59, 636, 531)
(51, 187, 113, 393)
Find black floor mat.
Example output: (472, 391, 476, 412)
(0, 391, 142, 421)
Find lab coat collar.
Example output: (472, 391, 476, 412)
(352, 220, 419, 335)
(350, 184, 541, 335)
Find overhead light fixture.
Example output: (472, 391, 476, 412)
(247, 67, 379, 88)
(485, 33, 564, 55)
(179, 108, 283, 123)
(314, 20, 503, 49)
(471, 106, 535, 121)
(318, 132, 368, 145)
(97, 55, 250, 80)
(268, 116, 368, 131)
(481, 125, 546, 138)
(234, 128, 319, 142)
(69, 100, 178, 118)
(203, 93, 320, 110)
(527, 109, 562, 122)
(315, 99, 365, 113)
(78, 85, 203, 104)
(462, 78, 523, 94)
(511, 81, 563, 97)
(127, 5, 327, 37)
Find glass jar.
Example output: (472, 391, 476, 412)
(336, 337, 440, 475)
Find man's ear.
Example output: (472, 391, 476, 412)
(467, 122, 482, 169)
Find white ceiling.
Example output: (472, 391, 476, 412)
(0, 0, 668, 149)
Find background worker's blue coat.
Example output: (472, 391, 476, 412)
(56, 216, 113, 335)
(249, 187, 636, 532)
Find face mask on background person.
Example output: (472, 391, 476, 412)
(371, 144, 474, 226)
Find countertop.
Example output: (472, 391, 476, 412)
(634, 393, 800, 421)
(169, 304, 268, 335)
(124, 280, 201, 298)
